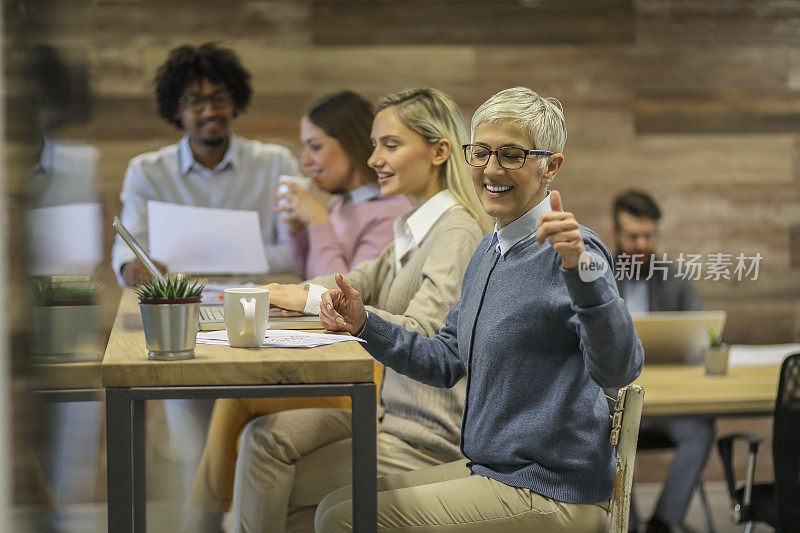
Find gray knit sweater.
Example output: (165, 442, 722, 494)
(310, 206, 484, 460)
(358, 227, 644, 503)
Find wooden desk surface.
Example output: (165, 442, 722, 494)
(33, 360, 102, 390)
(102, 290, 375, 388)
(636, 364, 780, 417)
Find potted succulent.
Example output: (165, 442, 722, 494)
(134, 275, 205, 361)
(31, 276, 101, 362)
(703, 325, 729, 375)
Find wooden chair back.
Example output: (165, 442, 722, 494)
(608, 384, 645, 533)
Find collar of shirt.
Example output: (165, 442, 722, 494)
(178, 134, 238, 176)
(394, 189, 457, 271)
(344, 184, 381, 205)
(488, 191, 552, 256)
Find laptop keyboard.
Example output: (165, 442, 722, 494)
(199, 306, 224, 322)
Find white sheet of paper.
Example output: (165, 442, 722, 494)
(147, 201, 267, 274)
(196, 329, 366, 348)
(27, 202, 103, 275)
(728, 343, 800, 368)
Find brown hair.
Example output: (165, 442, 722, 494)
(306, 91, 375, 184)
(612, 189, 662, 228)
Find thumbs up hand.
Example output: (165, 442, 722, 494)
(536, 190, 585, 270)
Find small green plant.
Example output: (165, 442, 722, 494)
(31, 277, 98, 305)
(707, 325, 724, 348)
(134, 275, 205, 303)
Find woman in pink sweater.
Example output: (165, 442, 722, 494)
(277, 90, 411, 279)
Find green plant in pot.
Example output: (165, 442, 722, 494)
(704, 325, 729, 376)
(135, 276, 205, 361)
(31, 276, 101, 362)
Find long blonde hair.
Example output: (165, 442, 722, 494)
(376, 88, 493, 234)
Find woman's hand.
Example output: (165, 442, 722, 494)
(536, 190, 585, 270)
(275, 181, 330, 233)
(319, 274, 367, 336)
(262, 283, 309, 312)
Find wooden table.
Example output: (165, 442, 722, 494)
(635, 364, 781, 418)
(102, 290, 377, 533)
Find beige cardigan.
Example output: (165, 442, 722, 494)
(309, 206, 484, 460)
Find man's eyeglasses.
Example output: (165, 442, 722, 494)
(179, 91, 233, 113)
(462, 144, 553, 171)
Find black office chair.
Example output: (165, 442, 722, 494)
(632, 429, 716, 532)
(716, 352, 800, 532)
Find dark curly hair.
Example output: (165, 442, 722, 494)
(154, 42, 252, 129)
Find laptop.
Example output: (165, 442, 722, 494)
(631, 311, 727, 365)
(113, 216, 322, 331)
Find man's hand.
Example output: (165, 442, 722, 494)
(262, 283, 308, 312)
(319, 273, 367, 335)
(121, 259, 167, 286)
(536, 190, 585, 270)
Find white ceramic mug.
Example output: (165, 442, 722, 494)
(224, 288, 270, 348)
(277, 175, 313, 209)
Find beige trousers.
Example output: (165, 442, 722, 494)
(188, 363, 383, 512)
(316, 459, 610, 532)
(231, 408, 452, 533)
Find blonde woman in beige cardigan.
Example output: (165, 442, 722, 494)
(187, 88, 491, 533)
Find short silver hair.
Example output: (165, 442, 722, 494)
(471, 87, 567, 172)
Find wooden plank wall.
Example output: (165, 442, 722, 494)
(4, 0, 799, 344)
(5, 0, 798, 494)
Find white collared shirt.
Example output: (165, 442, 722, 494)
(111, 134, 299, 283)
(621, 280, 649, 313)
(490, 191, 552, 257)
(344, 184, 381, 206)
(394, 189, 458, 272)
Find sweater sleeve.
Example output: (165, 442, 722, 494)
(560, 232, 644, 389)
(306, 244, 393, 305)
(366, 225, 480, 337)
(359, 302, 466, 388)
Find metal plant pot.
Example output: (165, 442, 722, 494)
(32, 304, 101, 362)
(140, 301, 200, 361)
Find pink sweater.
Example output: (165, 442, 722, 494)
(289, 192, 411, 279)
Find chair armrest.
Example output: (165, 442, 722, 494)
(717, 433, 763, 514)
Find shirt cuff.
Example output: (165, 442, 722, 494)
(355, 310, 371, 338)
(303, 283, 328, 315)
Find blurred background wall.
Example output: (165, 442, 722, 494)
(3, 0, 799, 525)
(6, 0, 800, 344)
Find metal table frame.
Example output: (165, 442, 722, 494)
(106, 382, 377, 533)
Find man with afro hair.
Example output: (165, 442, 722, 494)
(112, 42, 299, 285)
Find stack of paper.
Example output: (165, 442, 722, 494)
(196, 329, 365, 348)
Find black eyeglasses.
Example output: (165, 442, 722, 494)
(462, 144, 553, 170)
(179, 91, 233, 113)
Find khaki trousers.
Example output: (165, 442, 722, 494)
(188, 363, 383, 512)
(231, 408, 451, 533)
(316, 460, 610, 533)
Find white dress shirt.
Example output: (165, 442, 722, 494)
(111, 134, 299, 284)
